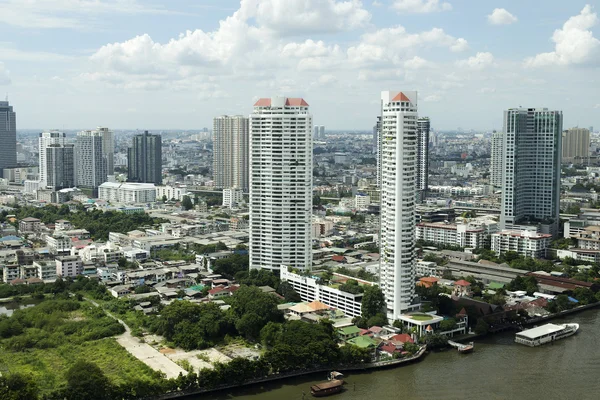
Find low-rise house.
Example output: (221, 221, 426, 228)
(110, 285, 131, 298)
(34, 261, 56, 280)
(55, 256, 83, 278)
(19, 217, 41, 233)
(453, 280, 472, 297)
(338, 325, 361, 341)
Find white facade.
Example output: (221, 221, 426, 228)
(379, 91, 419, 320)
(99, 182, 156, 203)
(354, 194, 370, 210)
(249, 97, 312, 271)
(416, 117, 430, 202)
(491, 230, 552, 258)
(39, 131, 66, 188)
(46, 234, 72, 254)
(213, 116, 249, 191)
(416, 260, 438, 277)
(223, 188, 244, 208)
(490, 131, 504, 188)
(500, 108, 562, 236)
(416, 222, 486, 248)
(75, 130, 108, 189)
(55, 256, 83, 278)
(562, 127, 590, 162)
(280, 266, 364, 317)
(155, 185, 188, 201)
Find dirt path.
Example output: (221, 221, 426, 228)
(85, 298, 187, 379)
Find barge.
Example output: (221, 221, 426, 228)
(515, 323, 579, 347)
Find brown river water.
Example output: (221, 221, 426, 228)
(190, 308, 600, 400)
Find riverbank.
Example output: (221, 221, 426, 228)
(150, 346, 428, 400)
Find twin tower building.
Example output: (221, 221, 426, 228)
(214, 92, 426, 319)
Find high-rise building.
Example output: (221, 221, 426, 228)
(96, 127, 114, 175)
(416, 117, 430, 202)
(314, 126, 319, 139)
(75, 130, 108, 191)
(213, 116, 249, 191)
(127, 131, 162, 185)
(562, 127, 590, 163)
(500, 108, 563, 236)
(45, 144, 74, 189)
(375, 116, 382, 187)
(379, 91, 420, 320)
(319, 125, 325, 139)
(39, 131, 66, 188)
(0, 101, 16, 173)
(490, 131, 504, 188)
(249, 97, 312, 271)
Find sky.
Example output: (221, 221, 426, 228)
(0, 0, 599, 131)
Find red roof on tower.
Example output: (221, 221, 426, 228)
(254, 98, 271, 107)
(285, 98, 309, 106)
(391, 92, 411, 102)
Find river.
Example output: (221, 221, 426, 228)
(191, 309, 600, 400)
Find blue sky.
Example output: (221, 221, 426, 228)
(0, 0, 598, 131)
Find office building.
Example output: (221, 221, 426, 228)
(0, 101, 16, 173)
(500, 108, 562, 236)
(96, 127, 114, 175)
(490, 131, 504, 188)
(249, 97, 312, 271)
(75, 130, 108, 191)
(213, 116, 249, 191)
(127, 131, 162, 185)
(314, 126, 320, 139)
(319, 125, 325, 139)
(379, 91, 420, 320)
(45, 144, 74, 189)
(416, 117, 430, 202)
(562, 127, 590, 163)
(39, 131, 66, 188)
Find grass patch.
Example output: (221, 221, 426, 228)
(408, 314, 434, 321)
(0, 338, 162, 394)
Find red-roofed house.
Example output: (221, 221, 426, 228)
(331, 255, 346, 263)
(418, 276, 439, 288)
(208, 286, 232, 300)
(453, 280, 472, 297)
(379, 342, 401, 358)
(390, 333, 414, 344)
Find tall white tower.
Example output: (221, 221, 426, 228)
(500, 108, 562, 236)
(379, 91, 419, 320)
(249, 97, 313, 271)
(213, 116, 249, 191)
(416, 117, 430, 202)
(96, 127, 114, 176)
(75, 130, 108, 191)
(490, 131, 504, 188)
(39, 131, 66, 188)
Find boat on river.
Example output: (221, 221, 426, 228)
(515, 323, 579, 347)
(458, 342, 474, 354)
(310, 379, 344, 397)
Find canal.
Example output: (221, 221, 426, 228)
(192, 309, 600, 400)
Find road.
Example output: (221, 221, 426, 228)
(85, 298, 187, 379)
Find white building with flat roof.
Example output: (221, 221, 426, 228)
(155, 185, 189, 201)
(249, 97, 312, 271)
(490, 131, 504, 188)
(416, 222, 486, 249)
(223, 188, 244, 208)
(491, 230, 552, 258)
(99, 182, 156, 203)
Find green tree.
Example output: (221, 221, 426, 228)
(474, 319, 489, 335)
(439, 318, 457, 331)
(64, 360, 112, 400)
(162, 195, 168, 202)
(230, 286, 283, 340)
(361, 285, 386, 320)
(0, 373, 39, 400)
(182, 195, 194, 210)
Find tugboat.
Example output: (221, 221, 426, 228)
(310, 372, 345, 397)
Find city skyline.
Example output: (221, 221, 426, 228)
(0, 1, 598, 131)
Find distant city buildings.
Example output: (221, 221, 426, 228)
(45, 144, 75, 190)
(562, 127, 590, 163)
(127, 130, 162, 185)
(97, 127, 115, 176)
(416, 117, 430, 202)
(213, 116, 249, 191)
(500, 108, 562, 236)
(249, 97, 312, 271)
(98, 182, 156, 203)
(0, 101, 16, 173)
(39, 131, 67, 188)
(379, 91, 420, 320)
(75, 130, 108, 192)
(223, 188, 244, 208)
(490, 131, 504, 188)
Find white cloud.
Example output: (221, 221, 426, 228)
(595, 104, 600, 109)
(456, 52, 495, 70)
(403, 56, 434, 69)
(487, 8, 518, 25)
(525, 5, 600, 67)
(478, 87, 496, 94)
(392, 0, 452, 14)
(0, 0, 177, 29)
(0, 63, 11, 85)
(240, 0, 371, 35)
(372, 1, 383, 6)
(281, 40, 342, 58)
(423, 93, 442, 102)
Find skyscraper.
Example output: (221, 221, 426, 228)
(375, 116, 382, 187)
(314, 126, 319, 139)
(127, 131, 162, 185)
(416, 117, 430, 202)
(379, 91, 419, 320)
(319, 125, 325, 139)
(500, 108, 562, 236)
(75, 130, 108, 191)
(0, 101, 16, 173)
(490, 131, 504, 188)
(45, 144, 74, 189)
(96, 127, 114, 176)
(562, 127, 590, 163)
(39, 131, 66, 188)
(213, 116, 249, 191)
(249, 97, 312, 271)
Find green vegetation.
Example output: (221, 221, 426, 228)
(408, 314, 434, 321)
(505, 276, 539, 295)
(474, 249, 555, 272)
(181, 195, 194, 211)
(336, 266, 378, 282)
(338, 279, 364, 294)
(4, 205, 165, 241)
